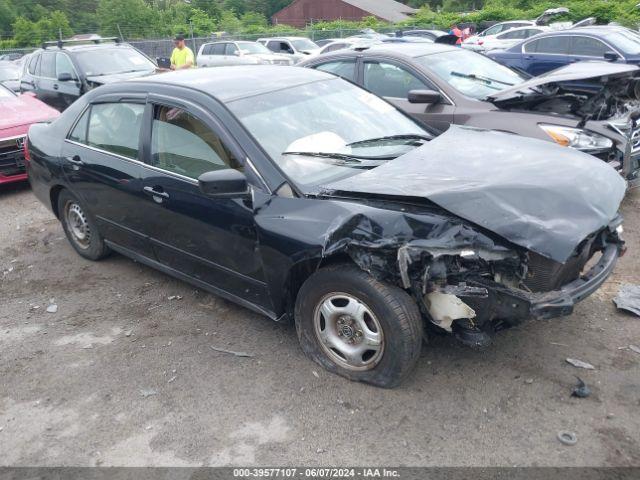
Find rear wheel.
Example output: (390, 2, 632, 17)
(57, 189, 110, 260)
(295, 264, 423, 388)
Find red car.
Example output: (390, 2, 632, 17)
(1, 84, 59, 185)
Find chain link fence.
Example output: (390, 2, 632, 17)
(0, 26, 437, 59)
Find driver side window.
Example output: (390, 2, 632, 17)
(150, 105, 240, 180)
(363, 62, 428, 99)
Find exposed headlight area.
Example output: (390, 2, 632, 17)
(539, 124, 614, 152)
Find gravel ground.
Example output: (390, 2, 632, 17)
(1, 182, 639, 467)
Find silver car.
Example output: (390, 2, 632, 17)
(197, 41, 293, 67)
(256, 37, 319, 63)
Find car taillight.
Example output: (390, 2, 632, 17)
(23, 136, 30, 164)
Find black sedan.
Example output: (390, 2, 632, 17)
(26, 66, 626, 387)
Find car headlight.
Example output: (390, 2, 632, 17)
(539, 124, 613, 152)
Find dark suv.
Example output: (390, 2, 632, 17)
(20, 37, 157, 111)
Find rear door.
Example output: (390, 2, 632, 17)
(361, 59, 454, 133)
(521, 36, 571, 76)
(61, 96, 153, 257)
(20, 52, 40, 94)
(35, 51, 61, 109)
(136, 95, 272, 311)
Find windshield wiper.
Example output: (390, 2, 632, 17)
(282, 151, 396, 163)
(451, 71, 515, 87)
(346, 134, 431, 147)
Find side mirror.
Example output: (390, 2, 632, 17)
(604, 51, 619, 62)
(234, 50, 241, 56)
(408, 89, 441, 105)
(198, 169, 249, 198)
(57, 72, 73, 82)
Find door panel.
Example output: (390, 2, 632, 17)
(62, 101, 153, 256)
(138, 103, 271, 309)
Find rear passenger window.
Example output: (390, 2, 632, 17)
(87, 103, 144, 159)
(40, 52, 56, 78)
(150, 105, 240, 180)
(315, 60, 357, 82)
(524, 36, 571, 54)
(571, 36, 608, 57)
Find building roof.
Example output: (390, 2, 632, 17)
(341, 0, 417, 22)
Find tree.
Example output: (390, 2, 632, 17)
(96, 0, 157, 38)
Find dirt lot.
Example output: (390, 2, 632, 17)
(1, 182, 639, 467)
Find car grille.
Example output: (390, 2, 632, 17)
(524, 234, 599, 293)
(0, 136, 26, 177)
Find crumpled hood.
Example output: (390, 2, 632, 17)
(487, 61, 639, 103)
(86, 69, 155, 85)
(323, 126, 626, 263)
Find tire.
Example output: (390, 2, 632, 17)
(57, 189, 110, 261)
(295, 264, 423, 388)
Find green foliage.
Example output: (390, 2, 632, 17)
(3, 0, 640, 47)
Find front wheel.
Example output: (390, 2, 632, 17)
(294, 264, 423, 388)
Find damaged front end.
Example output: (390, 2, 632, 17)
(340, 216, 624, 347)
(487, 62, 640, 187)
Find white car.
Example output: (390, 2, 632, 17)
(307, 38, 375, 58)
(462, 21, 536, 51)
(463, 7, 569, 51)
(256, 37, 319, 63)
(470, 26, 549, 52)
(197, 41, 293, 67)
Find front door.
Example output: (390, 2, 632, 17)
(61, 99, 154, 257)
(362, 60, 454, 133)
(138, 100, 272, 311)
(54, 53, 81, 110)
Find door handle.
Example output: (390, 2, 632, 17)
(143, 186, 169, 199)
(66, 155, 84, 167)
(53, 84, 59, 90)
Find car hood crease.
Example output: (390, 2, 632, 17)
(322, 125, 626, 263)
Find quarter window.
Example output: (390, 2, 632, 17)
(28, 53, 40, 75)
(571, 36, 609, 57)
(150, 105, 240, 180)
(87, 103, 144, 159)
(39, 52, 56, 78)
(315, 60, 356, 82)
(363, 62, 427, 99)
(69, 108, 90, 143)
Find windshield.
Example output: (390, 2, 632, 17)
(606, 31, 640, 55)
(75, 47, 155, 76)
(291, 39, 318, 51)
(227, 79, 428, 188)
(416, 49, 525, 99)
(0, 64, 19, 81)
(238, 42, 271, 54)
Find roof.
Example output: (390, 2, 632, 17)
(341, 0, 417, 22)
(133, 66, 335, 103)
(312, 42, 459, 60)
(39, 43, 135, 53)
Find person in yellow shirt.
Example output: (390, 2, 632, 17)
(170, 34, 195, 70)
